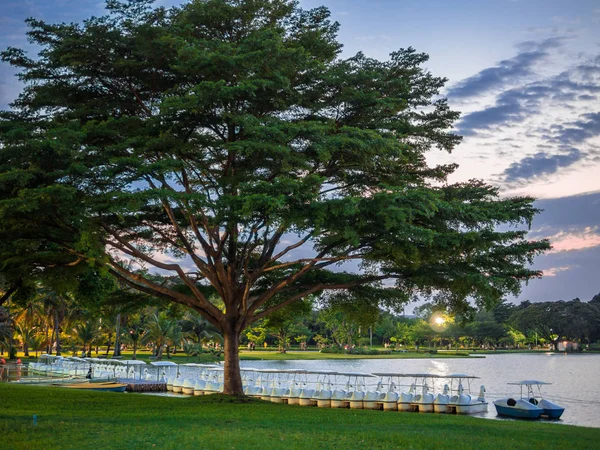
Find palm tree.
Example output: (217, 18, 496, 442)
(142, 311, 179, 360)
(0, 306, 11, 355)
(121, 313, 145, 360)
(71, 320, 100, 357)
(39, 289, 70, 355)
(181, 310, 222, 347)
(14, 323, 36, 357)
(12, 299, 44, 357)
(29, 334, 46, 358)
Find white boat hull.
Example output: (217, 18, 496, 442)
(382, 401, 398, 411)
(434, 403, 448, 414)
(416, 403, 434, 413)
(455, 401, 488, 414)
(398, 401, 412, 412)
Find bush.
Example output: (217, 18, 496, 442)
(351, 348, 392, 355)
(319, 347, 392, 355)
(319, 347, 346, 354)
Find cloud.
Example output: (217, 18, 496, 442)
(457, 72, 600, 138)
(503, 148, 583, 182)
(500, 112, 600, 183)
(456, 83, 557, 136)
(532, 191, 600, 230)
(457, 90, 529, 136)
(447, 37, 565, 99)
(450, 37, 600, 141)
(548, 112, 600, 147)
(545, 226, 600, 253)
(541, 266, 574, 277)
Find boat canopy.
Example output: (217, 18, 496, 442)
(446, 374, 480, 379)
(120, 360, 146, 365)
(66, 357, 88, 363)
(150, 361, 178, 366)
(508, 380, 552, 385)
(372, 373, 444, 378)
(335, 372, 375, 378)
(304, 370, 339, 375)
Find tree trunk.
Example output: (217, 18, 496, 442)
(277, 330, 287, 353)
(223, 328, 243, 395)
(49, 326, 55, 355)
(54, 309, 61, 356)
(45, 324, 50, 354)
(113, 313, 121, 357)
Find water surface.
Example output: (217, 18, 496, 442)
(240, 353, 600, 428)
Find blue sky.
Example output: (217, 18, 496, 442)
(1, 0, 600, 306)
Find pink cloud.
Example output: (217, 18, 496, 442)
(546, 227, 600, 253)
(541, 266, 573, 277)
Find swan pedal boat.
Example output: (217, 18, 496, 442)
(444, 374, 488, 415)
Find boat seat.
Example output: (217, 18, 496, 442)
(507, 398, 517, 406)
(529, 398, 538, 405)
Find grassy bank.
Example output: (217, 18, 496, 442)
(1, 384, 598, 450)
(238, 350, 478, 360)
(5, 349, 478, 364)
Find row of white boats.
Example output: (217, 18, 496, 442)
(27, 355, 564, 419)
(28, 355, 488, 414)
(173, 368, 489, 414)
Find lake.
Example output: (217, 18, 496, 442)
(240, 353, 600, 428)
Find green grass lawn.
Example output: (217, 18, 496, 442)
(1, 383, 598, 450)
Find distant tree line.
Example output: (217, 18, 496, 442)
(2, 286, 599, 359)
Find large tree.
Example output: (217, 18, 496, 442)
(511, 300, 600, 350)
(0, 0, 549, 394)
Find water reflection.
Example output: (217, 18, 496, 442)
(240, 353, 600, 428)
(428, 360, 450, 376)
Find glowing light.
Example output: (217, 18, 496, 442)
(429, 312, 448, 332)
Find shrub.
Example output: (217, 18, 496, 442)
(319, 347, 346, 354)
(319, 347, 392, 355)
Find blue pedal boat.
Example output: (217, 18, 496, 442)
(494, 380, 565, 420)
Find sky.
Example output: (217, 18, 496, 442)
(1, 0, 600, 307)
